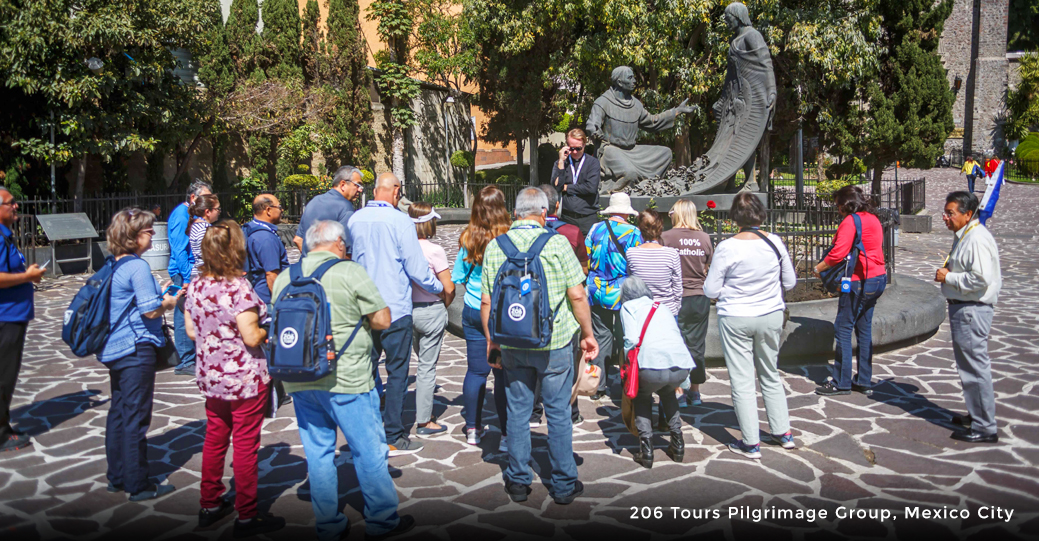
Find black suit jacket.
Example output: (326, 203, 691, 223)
(550, 154, 601, 217)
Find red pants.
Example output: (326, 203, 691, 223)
(200, 382, 268, 519)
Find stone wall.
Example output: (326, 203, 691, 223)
(940, 0, 1010, 155)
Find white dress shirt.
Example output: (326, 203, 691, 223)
(942, 219, 1002, 305)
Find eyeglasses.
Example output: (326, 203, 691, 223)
(140, 228, 155, 236)
(268, 205, 283, 210)
(349, 180, 364, 190)
(570, 146, 584, 151)
(0, 199, 17, 207)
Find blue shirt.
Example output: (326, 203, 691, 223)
(298, 190, 355, 255)
(243, 219, 289, 304)
(0, 223, 33, 322)
(348, 201, 443, 321)
(167, 202, 194, 279)
(100, 256, 165, 364)
(450, 246, 483, 310)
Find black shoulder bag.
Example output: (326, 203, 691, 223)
(606, 221, 628, 261)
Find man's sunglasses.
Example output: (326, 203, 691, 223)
(570, 146, 584, 152)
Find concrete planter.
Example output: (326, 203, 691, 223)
(447, 274, 945, 365)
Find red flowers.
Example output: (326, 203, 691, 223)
(706, 200, 716, 209)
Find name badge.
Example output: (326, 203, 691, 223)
(519, 274, 532, 295)
(840, 277, 852, 293)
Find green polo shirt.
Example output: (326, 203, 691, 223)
(272, 250, 387, 395)
(481, 220, 586, 351)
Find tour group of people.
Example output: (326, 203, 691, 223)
(0, 127, 1003, 539)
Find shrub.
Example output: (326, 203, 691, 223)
(553, 113, 572, 133)
(450, 150, 474, 169)
(817, 177, 854, 201)
(281, 174, 328, 191)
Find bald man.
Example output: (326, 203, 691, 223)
(244, 193, 290, 306)
(348, 172, 443, 455)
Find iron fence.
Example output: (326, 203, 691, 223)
(769, 177, 924, 215)
(1006, 158, 1039, 183)
(403, 180, 525, 211)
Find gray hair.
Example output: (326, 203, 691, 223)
(305, 220, 347, 252)
(538, 184, 558, 215)
(332, 166, 361, 187)
(514, 187, 548, 219)
(620, 275, 653, 305)
(611, 66, 634, 86)
(187, 179, 212, 201)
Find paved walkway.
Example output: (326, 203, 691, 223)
(2, 168, 1038, 540)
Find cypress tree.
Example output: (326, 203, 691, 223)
(261, 0, 304, 81)
(197, 0, 235, 96)
(301, 0, 324, 84)
(863, 0, 955, 193)
(324, 0, 375, 169)
(225, 0, 260, 79)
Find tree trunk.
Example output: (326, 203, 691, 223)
(469, 115, 478, 207)
(528, 133, 539, 186)
(74, 154, 87, 212)
(392, 127, 406, 181)
(173, 117, 215, 183)
(674, 130, 692, 167)
(757, 133, 771, 193)
(872, 165, 882, 198)
(516, 138, 524, 182)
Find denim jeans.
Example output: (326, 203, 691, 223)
(291, 389, 399, 540)
(502, 344, 578, 497)
(105, 344, 157, 494)
(171, 274, 196, 370)
(371, 316, 414, 443)
(832, 275, 886, 389)
(461, 305, 508, 434)
(966, 174, 976, 193)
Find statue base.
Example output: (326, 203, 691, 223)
(628, 192, 768, 214)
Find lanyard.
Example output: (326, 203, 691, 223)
(569, 155, 586, 185)
(367, 201, 393, 208)
(249, 219, 276, 234)
(513, 224, 542, 230)
(944, 221, 981, 267)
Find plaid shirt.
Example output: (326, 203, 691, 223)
(482, 220, 586, 351)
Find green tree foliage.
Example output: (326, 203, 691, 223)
(862, 0, 954, 192)
(1005, 53, 1039, 142)
(261, 0, 304, 81)
(226, 0, 262, 81)
(198, 0, 236, 97)
(0, 0, 216, 203)
(323, 0, 377, 170)
(1008, 0, 1039, 52)
(368, 0, 422, 178)
(301, 0, 325, 84)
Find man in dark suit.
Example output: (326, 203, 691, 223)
(551, 128, 601, 236)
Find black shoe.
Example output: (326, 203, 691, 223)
(198, 500, 234, 528)
(106, 482, 124, 493)
(552, 480, 584, 505)
(951, 429, 998, 443)
(128, 483, 176, 501)
(504, 481, 531, 502)
(173, 365, 195, 376)
(233, 513, 286, 538)
(0, 432, 32, 452)
(952, 413, 973, 427)
(365, 515, 415, 541)
(278, 394, 293, 408)
(815, 381, 850, 396)
(590, 391, 608, 401)
(851, 384, 873, 396)
(666, 430, 685, 463)
(571, 413, 584, 425)
(633, 437, 654, 469)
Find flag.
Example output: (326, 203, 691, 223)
(978, 160, 1005, 225)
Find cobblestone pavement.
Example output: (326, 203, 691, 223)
(2, 168, 1038, 540)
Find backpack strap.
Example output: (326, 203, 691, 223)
(308, 258, 344, 281)
(606, 221, 628, 262)
(288, 261, 304, 283)
(331, 319, 365, 361)
(461, 264, 475, 286)
(495, 233, 519, 259)
(525, 231, 556, 258)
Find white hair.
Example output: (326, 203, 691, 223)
(305, 220, 346, 252)
(514, 187, 548, 219)
(620, 275, 653, 305)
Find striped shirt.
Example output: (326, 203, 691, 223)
(626, 243, 682, 315)
(189, 220, 210, 281)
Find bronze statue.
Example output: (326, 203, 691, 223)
(682, 1, 776, 194)
(586, 66, 697, 193)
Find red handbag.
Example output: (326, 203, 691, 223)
(621, 302, 659, 399)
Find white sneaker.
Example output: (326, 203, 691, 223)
(498, 438, 508, 453)
(466, 428, 481, 446)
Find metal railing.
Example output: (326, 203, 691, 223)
(1006, 158, 1039, 183)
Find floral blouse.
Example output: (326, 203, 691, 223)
(185, 276, 271, 400)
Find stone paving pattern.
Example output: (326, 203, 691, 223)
(1, 168, 1038, 540)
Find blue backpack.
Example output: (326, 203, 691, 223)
(267, 259, 363, 382)
(488, 231, 566, 349)
(62, 256, 137, 357)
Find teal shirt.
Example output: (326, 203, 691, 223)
(451, 246, 483, 310)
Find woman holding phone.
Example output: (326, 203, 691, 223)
(100, 208, 181, 501)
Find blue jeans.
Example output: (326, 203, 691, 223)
(291, 389, 399, 540)
(502, 344, 578, 497)
(370, 316, 414, 443)
(461, 305, 508, 434)
(105, 344, 157, 494)
(966, 174, 976, 193)
(832, 275, 886, 389)
(171, 275, 196, 370)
